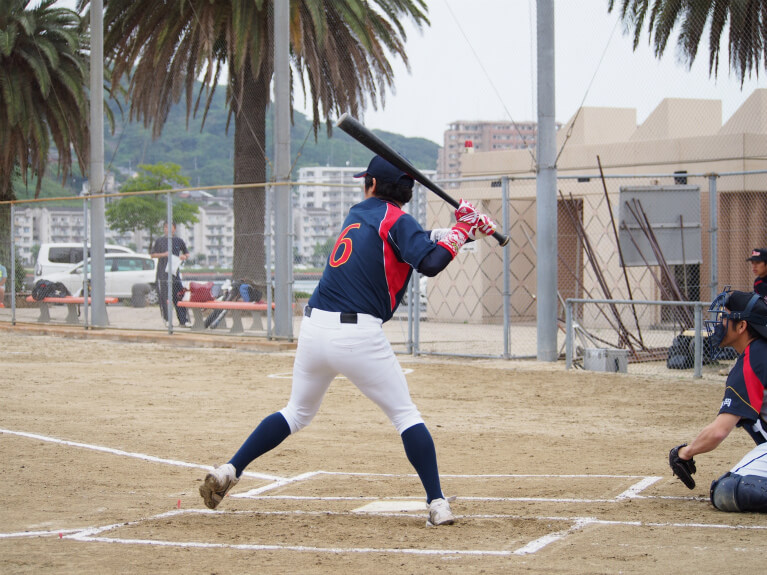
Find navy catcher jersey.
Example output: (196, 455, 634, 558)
(718, 338, 767, 445)
(308, 197, 435, 322)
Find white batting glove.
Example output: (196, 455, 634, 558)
(476, 214, 497, 237)
(429, 228, 452, 243)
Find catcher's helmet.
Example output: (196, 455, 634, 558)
(706, 287, 767, 354)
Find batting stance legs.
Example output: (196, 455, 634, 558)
(200, 309, 450, 523)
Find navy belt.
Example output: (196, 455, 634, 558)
(304, 306, 358, 324)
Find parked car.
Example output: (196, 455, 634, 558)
(34, 242, 135, 281)
(40, 253, 158, 301)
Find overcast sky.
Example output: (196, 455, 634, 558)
(53, 0, 764, 145)
(350, 0, 765, 144)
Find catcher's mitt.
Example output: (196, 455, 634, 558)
(669, 443, 696, 489)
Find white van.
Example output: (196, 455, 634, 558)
(34, 243, 135, 280)
(41, 253, 157, 299)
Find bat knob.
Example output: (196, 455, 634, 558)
(335, 113, 351, 128)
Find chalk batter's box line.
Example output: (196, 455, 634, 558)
(4, 508, 767, 559)
(233, 470, 665, 503)
(267, 368, 414, 380)
(0, 428, 283, 482)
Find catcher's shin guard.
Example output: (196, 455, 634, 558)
(710, 472, 767, 512)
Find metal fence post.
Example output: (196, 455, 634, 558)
(502, 176, 510, 359)
(166, 193, 173, 334)
(406, 185, 416, 355)
(82, 198, 89, 328)
(405, 185, 415, 355)
(10, 203, 16, 325)
(412, 183, 423, 356)
(693, 303, 703, 378)
(708, 174, 718, 301)
(287, 183, 294, 340)
(565, 298, 573, 369)
(265, 185, 273, 339)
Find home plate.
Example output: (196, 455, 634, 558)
(353, 500, 426, 513)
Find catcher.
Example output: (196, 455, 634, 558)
(669, 289, 767, 512)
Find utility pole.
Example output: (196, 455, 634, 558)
(273, 0, 292, 338)
(536, 0, 558, 360)
(89, 0, 107, 326)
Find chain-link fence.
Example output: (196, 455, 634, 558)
(413, 170, 764, 371)
(1, 170, 764, 373)
(563, 298, 728, 379)
(0, 184, 273, 335)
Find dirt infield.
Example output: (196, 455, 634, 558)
(1, 328, 765, 574)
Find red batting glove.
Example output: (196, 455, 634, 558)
(455, 199, 479, 226)
(476, 214, 497, 237)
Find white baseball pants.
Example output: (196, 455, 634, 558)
(280, 308, 424, 435)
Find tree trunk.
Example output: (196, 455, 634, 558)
(0, 181, 14, 289)
(232, 62, 269, 293)
(0, 203, 11, 267)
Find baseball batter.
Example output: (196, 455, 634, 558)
(200, 155, 497, 526)
(668, 289, 767, 512)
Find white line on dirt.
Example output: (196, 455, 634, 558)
(513, 518, 595, 555)
(267, 368, 413, 379)
(0, 428, 284, 482)
(232, 471, 323, 497)
(0, 529, 82, 539)
(615, 476, 663, 499)
(69, 535, 515, 556)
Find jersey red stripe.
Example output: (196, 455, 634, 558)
(379, 204, 411, 311)
(743, 345, 765, 414)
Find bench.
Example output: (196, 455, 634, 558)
(177, 300, 275, 334)
(25, 295, 119, 324)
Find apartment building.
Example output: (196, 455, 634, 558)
(294, 166, 364, 263)
(437, 120, 538, 182)
(184, 200, 234, 268)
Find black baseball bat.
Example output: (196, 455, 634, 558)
(335, 113, 510, 247)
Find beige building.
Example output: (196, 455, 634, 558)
(426, 90, 767, 324)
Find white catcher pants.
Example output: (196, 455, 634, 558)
(730, 441, 767, 477)
(279, 308, 424, 435)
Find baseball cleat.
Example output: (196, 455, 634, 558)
(199, 463, 239, 509)
(426, 497, 455, 526)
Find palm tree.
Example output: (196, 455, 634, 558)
(88, 0, 428, 290)
(0, 0, 90, 267)
(608, 0, 767, 85)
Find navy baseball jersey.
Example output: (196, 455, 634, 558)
(308, 197, 435, 322)
(718, 338, 767, 445)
